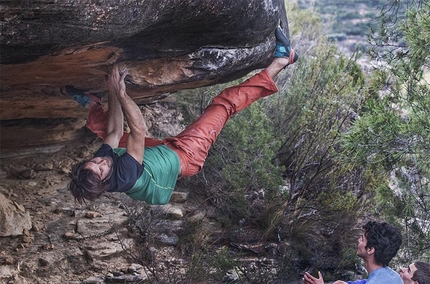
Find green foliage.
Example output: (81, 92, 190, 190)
(286, 1, 322, 40)
(205, 101, 285, 224)
(219, 103, 284, 199)
(178, 219, 236, 282)
(267, 39, 365, 199)
(401, 6, 430, 68)
(340, 97, 409, 169)
(317, 190, 357, 212)
(212, 246, 236, 271)
(263, 31, 368, 279)
(341, 0, 430, 262)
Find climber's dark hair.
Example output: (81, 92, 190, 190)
(68, 159, 109, 204)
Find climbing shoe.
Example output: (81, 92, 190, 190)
(275, 26, 299, 65)
(61, 85, 101, 108)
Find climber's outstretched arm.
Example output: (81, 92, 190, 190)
(107, 65, 146, 164)
(103, 65, 126, 148)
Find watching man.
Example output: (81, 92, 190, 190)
(304, 221, 403, 284)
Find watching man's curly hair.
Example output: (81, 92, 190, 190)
(363, 221, 402, 267)
(412, 261, 430, 283)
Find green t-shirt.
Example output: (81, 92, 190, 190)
(113, 145, 180, 204)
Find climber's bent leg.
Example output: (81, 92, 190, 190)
(164, 69, 278, 177)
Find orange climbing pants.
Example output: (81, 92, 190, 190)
(86, 69, 278, 177)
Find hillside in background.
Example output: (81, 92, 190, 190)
(296, 0, 407, 53)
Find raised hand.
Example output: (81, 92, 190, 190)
(107, 64, 129, 98)
(304, 271, 325, 284)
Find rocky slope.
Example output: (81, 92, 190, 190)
(0, 103, 194, 283)
(0, 100, 297, 283)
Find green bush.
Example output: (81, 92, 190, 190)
(342, 0, 430, 263)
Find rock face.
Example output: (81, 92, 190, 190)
(0, 193, 32, 236)
(0, 0, 290, 155)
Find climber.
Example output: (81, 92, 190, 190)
(68, 26, 299, 204)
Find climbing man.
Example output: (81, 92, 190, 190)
(68, 27, 299, 204)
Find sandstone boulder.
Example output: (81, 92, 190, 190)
(0, 0, 291, 155)
(0, 193, 32, 236)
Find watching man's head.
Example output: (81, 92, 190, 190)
(357, 221, 402, 267)
(400, 261, 430, 284)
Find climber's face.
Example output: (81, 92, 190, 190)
(83, 156, 113, 181)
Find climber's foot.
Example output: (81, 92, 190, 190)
(275, 26, 299, 66)
(61, 85, 101, 108)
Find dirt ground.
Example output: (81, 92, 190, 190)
(1, 135, 112, 282)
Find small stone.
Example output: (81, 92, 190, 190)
(63, 232, 77, 240)
(82, 276, 105, 284)
(32, 221, 42, 232)
(0, 169, 8, 179)
(1, 256, 14, 265)
(127, 263, 143, 274)
(19, 168, 35, 179)
(8, 165, 30, 179)
(170, 192, 188, 203)
(22, 237, 32, 244)
(156, 233, 179, 246)
(33, 162, 54, 171)
(59, 166, 71, 174)
(224, 270, 239, 282)
(40, 243, 54, 250)
(53, 207, 75, 216)
(105, 273, 147, 282)
(22, 233, 34, 243)
(12, 202, 26, 213)
(27, 181, 38, 187)
(154, 204, 183, 219)
(44, 200, 55, 206)
(85, 211, 101, 219)
(38, 258, 49, 267)
(112, 271, 124, 277)
(0, 263, 18, 278)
